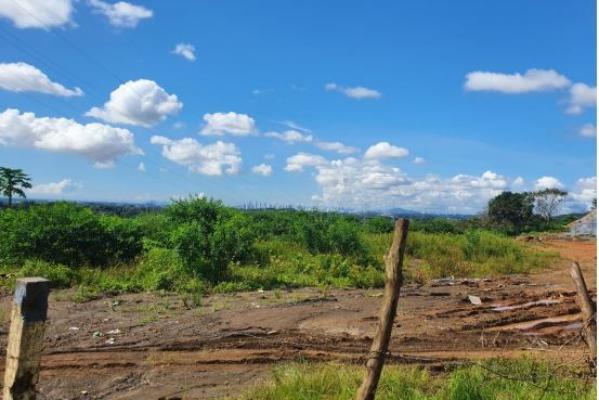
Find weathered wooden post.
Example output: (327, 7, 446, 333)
(3, 277, 50, 400)
(570, 262, 596, 362)
(356, 219, 409, 400)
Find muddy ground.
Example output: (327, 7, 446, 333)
(0, 238, 596, 399)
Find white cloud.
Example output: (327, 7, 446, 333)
(137, 162, 145, 172)
(286, 151, 509, 213)
(200, 112, 256, 136)
(277, 120, 311, 132)
(325, 82, 382, 99)
(0, 0, 73, 29)
(534, 176, 564, 191)
(150, 135, 241, 176)
(364, 142, 409, 160)
(314, 140, 358, 154)
(569, 177, 596, 209)
(86, 79, 182, 127)
(566, 83, 596, 115)
(464, 69, 570, 94)
(89, 0, 152, 28)
(284, 153, 327, 172)
(265, 130, 313, 143)
(579, 123, 596, 138)
(512, 176, 525, 187)
(172, 43, 196, 61)
(0, 108, 142, 167)
(413, 157, 425, 165)
(252, 163, 272, 176)
(28, 178, 78, 196)
(0, 62, 83, 97)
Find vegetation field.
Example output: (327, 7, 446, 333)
(0, 198, 561, 300)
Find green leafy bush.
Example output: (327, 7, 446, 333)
(0, 203, 143, 267)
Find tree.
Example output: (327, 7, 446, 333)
(534, 188, 568, 222)
(487, 191, 534, 233)
(0, 167, 32, 207)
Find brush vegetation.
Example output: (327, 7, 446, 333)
(0, 198, 558, 298)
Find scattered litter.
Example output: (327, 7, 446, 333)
(81, 390, 88, 395)
(92, 331, 103, 338)
(102, 318, 110, 322)
(367, 292, 383, 297)
(257, 288, 264, 293)
(267, 330, 278, 335)
(107, 329, 121, 335)
(69, 326, 80, 332)
(105, 337, 116, 345)
(468, 295, 482, 305)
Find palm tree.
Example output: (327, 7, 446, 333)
(0, 167, 32, 207)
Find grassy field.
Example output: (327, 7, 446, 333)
(238, 360, 596, 400)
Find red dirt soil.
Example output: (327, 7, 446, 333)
(0, 238, 595, 399)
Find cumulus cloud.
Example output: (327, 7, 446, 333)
(89, 0, 152, 28)
(86, 79, 182, 127)
(28, 178, 78, 196)
(265, 130, 313, 143)
(284, 153, 327, 172)
(566, 83, 596, 115)
(0, 0, 73, 29)
(413, 157, 425, 165)
(200, 112, 256, 136)
(534, 176, 564, 191)
(286, 150, 509, 212)
(512, 176, 525, 187)
(0, 62, 83, 97)
(252, 163, 272, 176)
(325, 82, 382, 99)
(172, 43, 196, 61)
(579, 123, 596, 138)
(150, 135, 241, 176)
(0, 108, 141, 167)
(314, 140, 358, 154)
(364, 142, 409, 160)
(465, 69, 570, 94)
(569, 177, 596, 209)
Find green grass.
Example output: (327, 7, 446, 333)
(238, 359, 595, 400)
(364, 230, 557, 283)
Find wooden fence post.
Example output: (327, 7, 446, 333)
(356, 219, 409, 400)
(570, 262, 596, 362)
(3, 277, 50, 400)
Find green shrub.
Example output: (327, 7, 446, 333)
(0, 203, 143, 267)
(364, 216, 395, 234)
(167, 198, 257, 283)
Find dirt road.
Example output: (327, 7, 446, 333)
(0, 239, 595, 399)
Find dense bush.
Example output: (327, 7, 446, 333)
(0, 203, 143, 267)
(363, 216, 395, 234)
(166, 198, 257, 282)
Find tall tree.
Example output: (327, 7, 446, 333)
(534, 188, 568, 221)
(487, 191, 534, 233)
(0, 167, 32, 207)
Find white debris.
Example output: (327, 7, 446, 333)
(68, 326, 80, 332)
(468, 295, 482, 305)
(105, 337, 116, 345)
(107, 329, 121, 335)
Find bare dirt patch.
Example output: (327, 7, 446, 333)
(0, 239, 595, 399)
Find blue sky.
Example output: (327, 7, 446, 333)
(0, 0, 596, 213)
